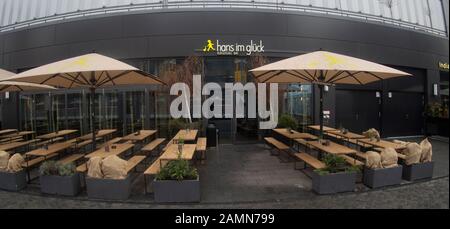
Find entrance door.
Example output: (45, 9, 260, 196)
(336, 90, 381, 134)
(383, 92, 424, 137)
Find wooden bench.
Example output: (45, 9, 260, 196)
(354, 151, 368, 161)
(58, 154, 84, 165)
(22, 153, 58, 169)
(196, 137, 207, 162)
(76, 163, 88, 173)
(0, 136, 23, 144)
(264, 137, 289, 156)
(35, 137, 64, 147)
(339, 155, 364, 166)
(293, 152, 326, 170)
(96, 137, 123, 149)
(125, 155, 146, 174)
(141, 138, 165, 155)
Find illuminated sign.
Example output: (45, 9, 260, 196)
(200, 39, 265, 56)
(439, 62, 449, 71)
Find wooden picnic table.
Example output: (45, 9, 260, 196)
(0, 140, 37, 152)
(122, 130, 156, 142)
(307, 125, 338, 132)
(36, 129, 78, 140)
(0, 131, 34, 139)
(25, 141, 73, 157)
(172, 129, 198, 142)
(0, 129, 18, 136)
(326, 130, 366, 140)
(356, 138, 406, 151)
(307, 140, 357, 155)
(85, 143, 134, 159)
(273, 128, 318, 140)
(79, 129, 117, 140)
(159, 144, 197, 161)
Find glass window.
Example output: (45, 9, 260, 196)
(283, 84, 313, 131)
(67, 92, 85, 134)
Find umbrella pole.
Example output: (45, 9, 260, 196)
(319, 84, 324, 140)
(90, 87, 97, 151)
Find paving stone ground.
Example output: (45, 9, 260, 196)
(0, 137, 448, 208)
(0, 177, 447, 209)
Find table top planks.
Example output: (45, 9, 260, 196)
(25, 141, 73, 157)
(326, 130, 366, 139)
(36, 130, 78, 140)
(356, 138, 406, 151)
(307, 140, 357, 155)
(0, 129, 18, 135)
(159, 144, 197, 161)
(273, 128, 318, 140)
(79, 129, 117, 140)
(172, 129, 198, 142)
(307, 125, 338, 132)
(122, 130, 157, 142)
(85, 143, 134, 159)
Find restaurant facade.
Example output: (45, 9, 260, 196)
(0, 0, 449, 143)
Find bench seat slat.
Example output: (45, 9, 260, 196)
(294, 152, 326, 169)
(264, 137, 289, 150)
(58, 154, 84, 165)
(142, 138, 165, 152)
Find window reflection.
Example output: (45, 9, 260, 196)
(67, 93, 84, 134)
(283, 84, 313, 131)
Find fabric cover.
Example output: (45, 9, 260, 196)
(365, 151, 382, 169)
(6, 153, 24, 172)
(419, 138, 433, 163)
(87, 157, 103, 179)
(101, 155, 127, 180)
(393, 139, 408, 146)
(0, 151, 10, 171)
(380, 147, 398, 168)
(363, 128, 380, 141)
(403, 143, 422, 165)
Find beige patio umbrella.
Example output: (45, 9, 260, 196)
(0, 68, 56, 92)
(250, 50, 412, 138)
(4, 53, 165, 149)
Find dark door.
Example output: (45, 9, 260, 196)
(336, 90, 381, 134)
(383, 92, 424, 137)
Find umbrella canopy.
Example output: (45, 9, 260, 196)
(0, 68, 56, 92)
(4, 53, 164, 88)
(0, 81, 56, 92)
(251, 51, 411, 85)
(250, 51, 411, 139)
(3, 53, 165, 149)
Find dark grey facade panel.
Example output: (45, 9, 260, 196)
(0, 10, 448, 73)
(3, 25, 56, 53)
(54, 16, 124, 44)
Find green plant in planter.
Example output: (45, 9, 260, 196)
(278, 114, 298, 130)
(314, 154, 361, 175)
(39, 161, 76, 176)
(156, 158, 198, 181)
(39, 161, 59, 176)
(58, 163, 76, 176)
(168, 118, 186, 137)
(426, 102, 444, 118)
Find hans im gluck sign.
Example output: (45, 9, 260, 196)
(201, 39, 265, 56)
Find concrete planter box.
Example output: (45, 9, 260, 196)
(363, 165, 403, 188)
(153, 177, 200, 203)
(312, 171, 356, 195)
(86, 175, 131, 200)
(402, 161, 434, 181)
(0, 170, 27, 191)
(40, 174, 81, 196)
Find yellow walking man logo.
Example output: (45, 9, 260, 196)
(203, 39, 215, 52)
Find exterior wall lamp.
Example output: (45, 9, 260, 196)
(433, 83, 439, 96)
